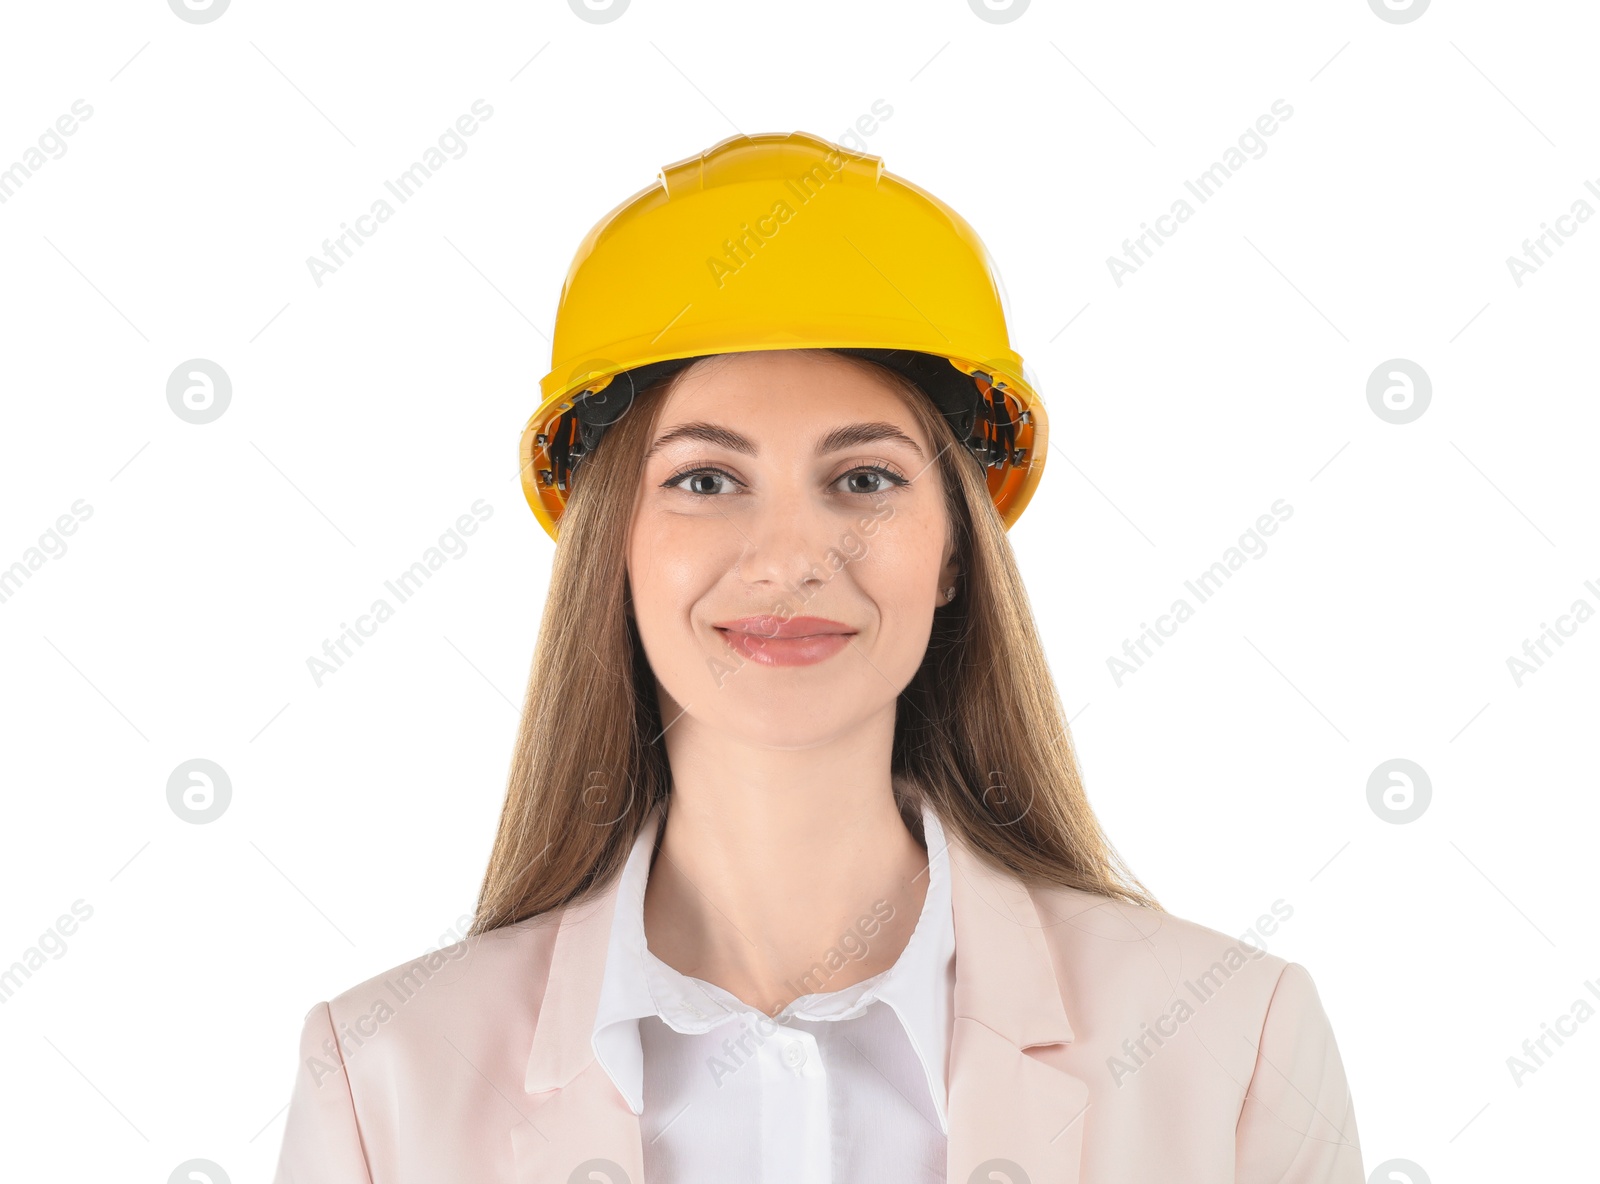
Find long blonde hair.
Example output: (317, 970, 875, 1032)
(471, 350, 1159, 934)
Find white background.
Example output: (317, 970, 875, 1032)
(2, 0, 1596, 1179)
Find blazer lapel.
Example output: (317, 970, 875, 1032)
(511, 811, 1089, 1184)
(514, 814, 656, 1184)
(945, 832, 1090, 1184)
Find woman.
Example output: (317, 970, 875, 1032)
(273, 132, 1362, 1184)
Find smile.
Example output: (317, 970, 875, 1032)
(711, 616, 858, 668)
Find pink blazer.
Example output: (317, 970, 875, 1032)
(273, 821, 1363, 1183)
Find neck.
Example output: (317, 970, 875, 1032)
(642, 702, 930, 1017)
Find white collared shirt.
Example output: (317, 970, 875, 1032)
(591, 801, 956, 1183)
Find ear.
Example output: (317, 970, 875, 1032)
(937, 548, 960, 603)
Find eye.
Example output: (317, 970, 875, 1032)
(831, 465, 909, 497)
(662, 466, 743, 496)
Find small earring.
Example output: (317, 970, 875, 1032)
(944, 585, 957, 602)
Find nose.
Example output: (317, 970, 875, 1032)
(733, 500, 834, 600)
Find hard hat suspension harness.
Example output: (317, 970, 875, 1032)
(535, 350, 1027, 494)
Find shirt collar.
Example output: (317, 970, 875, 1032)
(591, 800, 956, 1131)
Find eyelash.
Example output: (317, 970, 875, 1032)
(660, 461, 911, 498)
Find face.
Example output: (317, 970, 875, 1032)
(625, 350, 959, 750)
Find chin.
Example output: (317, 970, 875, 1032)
(712, 696, 884, 751)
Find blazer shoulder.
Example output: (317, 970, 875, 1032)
(311, 911, 566, 1046)
(1022, 884, 1362, 1175)
(277, 913, 570, 1184)
(1026, 882, 1304, 1034)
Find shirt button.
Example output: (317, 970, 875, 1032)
(781, 1041, 806, 1068)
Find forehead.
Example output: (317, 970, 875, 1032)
(652, 351, 928, 439)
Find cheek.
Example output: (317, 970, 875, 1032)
(854, 506, 944, 584)
(627, 518, 732, 646)
(627, 552, 693, 698)
(849, 516, 944, 634)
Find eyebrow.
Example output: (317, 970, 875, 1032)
(643, 420, 925, 462)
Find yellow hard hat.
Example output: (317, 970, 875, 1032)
(519, 130, 1048, 542)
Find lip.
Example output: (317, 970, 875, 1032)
(711, 616, 858, 668)
(712, 615, 855, 639)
